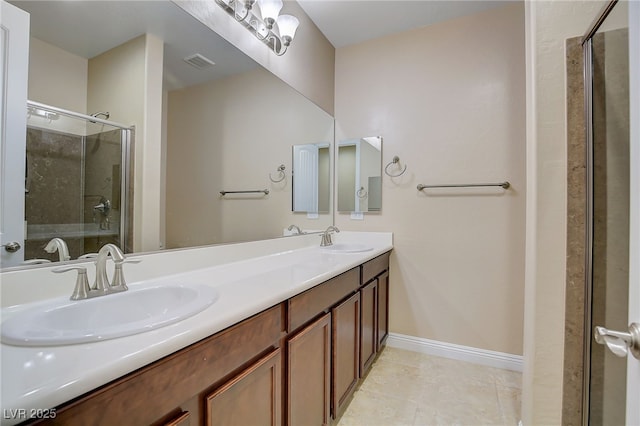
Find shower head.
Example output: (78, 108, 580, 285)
(90, 111, 110, 120)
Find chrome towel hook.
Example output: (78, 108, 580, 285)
(384, 156, 407, 177)
(357, 186, 368, 198)
(269, 164, 286, 183)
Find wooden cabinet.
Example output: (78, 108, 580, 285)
(360, 279, 378, 375)
(31, 251, 391, 426)
(33, 304, 284, 426)
(287, 313, 331, 426)
(331, 292, 360, 419)
(206, 349, 281, 426)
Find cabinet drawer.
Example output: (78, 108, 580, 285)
(362, 252, 390, 285)
(288, 268, 359, 332)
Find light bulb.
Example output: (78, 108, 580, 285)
(257, 0, 282, 29)
(277, 14, 299, 46)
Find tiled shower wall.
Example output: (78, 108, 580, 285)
(25, 127, 122, 261)
(25, 127, 84, 261)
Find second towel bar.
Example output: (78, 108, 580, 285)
(220, 189, 270, 196)
(417, 182, 510, 190)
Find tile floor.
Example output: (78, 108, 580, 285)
(337, 346, 522, 426)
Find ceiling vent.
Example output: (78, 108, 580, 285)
(183, 54, 216, 69)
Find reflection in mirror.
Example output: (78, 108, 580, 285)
(166, 65, 334, 247)
(292, 143, 331, 213)
(4, 0, 334, 270)
(337, 137, 382, 213)
(22, 103, 131, 267)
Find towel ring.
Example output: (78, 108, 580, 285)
(384, 156, 407, 177)
(269, 164, 286, 183)
(357, 186, 368, 198)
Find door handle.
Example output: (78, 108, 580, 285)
(1, 242, 21, 253)
(594, 323, 640, 360)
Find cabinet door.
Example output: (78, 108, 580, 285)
(360, 279, 378, 375)
(332, 292, 361, 419)
(377, 270, 389, 350)
(287, 313, 331, 426)
(206, 349, 281, 426)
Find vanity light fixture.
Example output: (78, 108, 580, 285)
(215, 0, 299, 56)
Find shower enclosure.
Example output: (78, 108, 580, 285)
(23, 101, 132, 263)
(581, 1, 639, 424)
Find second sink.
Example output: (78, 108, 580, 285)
(320, 243, 373, 253)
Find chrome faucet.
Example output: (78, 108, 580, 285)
(53, 243, 140, 300)
(44, 238, 70, 261)
(287, 224, 304, 235)
(320, 226, 340, 247)
(94, 243, 125, 292)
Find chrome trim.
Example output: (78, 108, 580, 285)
(27, 100, 133, 129)
(581, 0, 618, 45)
(582, 36, 594, 426)
(120, 128, 132, 253)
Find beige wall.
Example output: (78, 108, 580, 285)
(27, 37, 88, 135)
(522, 1, 607, 424)
(88, 34, 164, 253)
(335, 4, 526, 355)
(28, 37, 88, 113)
(165, 66, 334, 248)
(173, 0, 335, 115)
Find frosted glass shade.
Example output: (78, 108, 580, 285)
(257, 0, 282, 26)
(277, 14, 299, 43)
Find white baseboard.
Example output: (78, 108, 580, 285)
(386, 333, 523, 372)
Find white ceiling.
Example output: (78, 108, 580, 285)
(297, 0, 515, 48)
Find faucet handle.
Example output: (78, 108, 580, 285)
(111, 258, 142, 290)
(53, 266, 90, 300)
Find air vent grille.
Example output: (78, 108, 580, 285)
(183, 54, 216, 69)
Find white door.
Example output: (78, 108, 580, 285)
(0, 1, 29, 267)
(293, 144, 319, 213)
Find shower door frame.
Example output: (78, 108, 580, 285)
(26, 100, 134, 256)
(580, 0, 640, 424)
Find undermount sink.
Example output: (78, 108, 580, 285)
(320, 243, 373, 253)
(1, 283, 219, 347)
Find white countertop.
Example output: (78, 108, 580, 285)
(0, 232, 392, 424)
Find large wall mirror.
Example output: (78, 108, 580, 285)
(337, 137, 382, 213)
(4, 0, 334, 269)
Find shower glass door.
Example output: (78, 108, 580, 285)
(24, 102, 131, 263)
(585, 1, 635, 424)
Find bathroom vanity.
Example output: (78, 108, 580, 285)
(0, 232, 392, 426)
